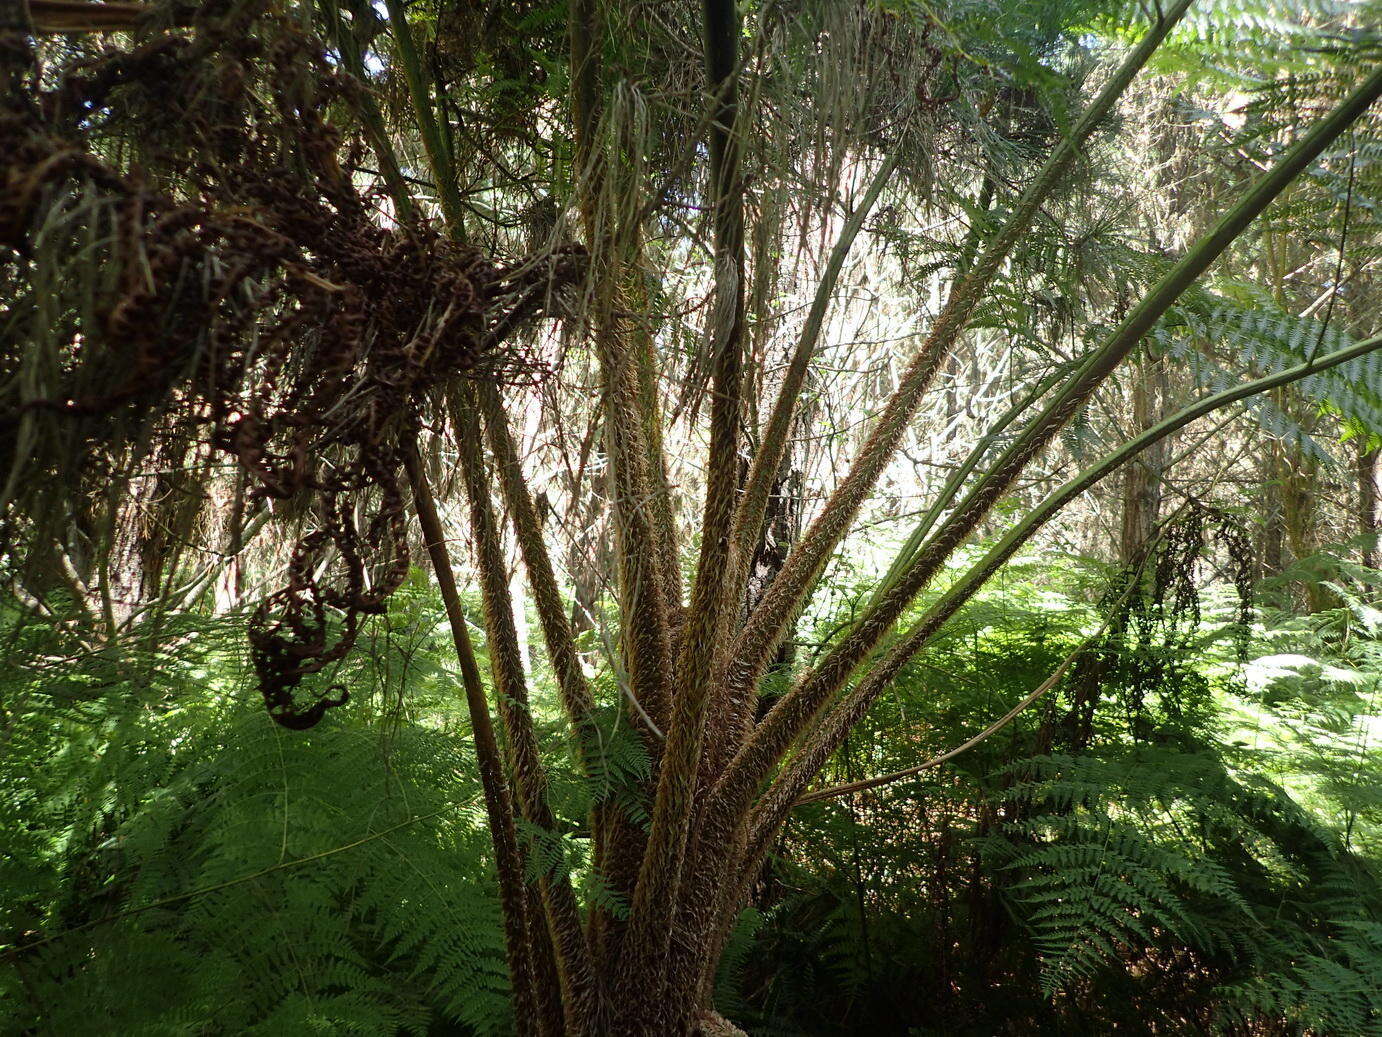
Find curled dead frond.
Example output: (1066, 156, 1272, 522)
(0, 0, 584, 725)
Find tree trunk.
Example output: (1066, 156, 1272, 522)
(1260, 437, 1286, 588)
(1118, 349, 1170, 566)
(1282, 444, 1330, 613)
(1359, 443, 1379, 569)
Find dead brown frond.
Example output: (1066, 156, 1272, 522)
(0, 0, 583, 725)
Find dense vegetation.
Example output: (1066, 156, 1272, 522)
(10, 549, 1382, 1032)
(3, 0, 1381, 1032)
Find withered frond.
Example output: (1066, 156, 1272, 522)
(0, 0, 583, 726)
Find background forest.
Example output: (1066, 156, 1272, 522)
(3, 0, 1382, 1033)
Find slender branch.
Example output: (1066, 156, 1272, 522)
(635, 319, 683, 615)
(688, 0, 748, 628)
(568, 0, 601, 157)
(707, 144, 907, 774)
(798, 655, 1075, 805)
(321, 0, 415, 223)
(476, 382, 598, 753)
(794, 570, 1139, 806)
(568, 3, 675, 744)
(859, 359, 1077, 619)
(729, 145, 904, 591)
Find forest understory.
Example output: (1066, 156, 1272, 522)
(3, 0, 1382, 1033)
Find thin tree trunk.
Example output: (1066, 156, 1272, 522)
(1261, 435, 1287, 588)
(1118, 350, 1169, 566)
(1358, 443, 1378, 569)
(1283, 447, 1331, 612)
